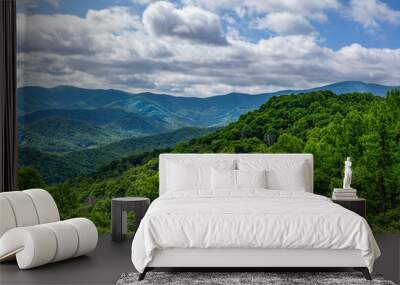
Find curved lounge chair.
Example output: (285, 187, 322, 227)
(0, 189, 98, 269)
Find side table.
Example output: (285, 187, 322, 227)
(332, 198, 366, 218)
(111, 197, 150, 242)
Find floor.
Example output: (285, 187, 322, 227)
(374, 234, 400, 284)
(0, 234, 133, 285)
(0, 234, 399, 285)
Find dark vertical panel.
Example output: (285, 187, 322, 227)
(111, 200, 123, 241)
(0, 0, 17, 192)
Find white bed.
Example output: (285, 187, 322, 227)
(131, 154, 380, 280)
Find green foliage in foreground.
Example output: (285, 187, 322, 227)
(17, 167, 46, 190)
(20, 90, 400, 233)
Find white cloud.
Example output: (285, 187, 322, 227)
(184, 0, 339, 38)
(16, 2, 400, 97)
(244, 0, 339, 17)
(348, 0, 400, 30)
(256, 12, 315, 35)
(143, 1, 227, 45)
(17, 6, 142, 55)
(184, 0, 340, 19)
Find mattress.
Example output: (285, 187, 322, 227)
(131, 190, 380, 273)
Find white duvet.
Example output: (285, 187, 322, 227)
(131, 190, 380, 273)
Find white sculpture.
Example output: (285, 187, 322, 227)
(343, 157, 352, 189)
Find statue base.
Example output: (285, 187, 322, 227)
(334, 188, 357, 192)
(332, 188, 357, 199)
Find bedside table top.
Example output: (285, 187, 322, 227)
(112, 197, 149, 202)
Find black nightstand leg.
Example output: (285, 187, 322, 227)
(354, 267, 372, 280)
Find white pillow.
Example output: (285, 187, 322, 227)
(211, 168, 236, 190)
(167, 162, 210, 191)
(211, 169, 267, 190)
(238, 160, 307, 191)
(166, 160, 236, 192)
(268, 161, 307, 191)
(237, 169, 267, 189)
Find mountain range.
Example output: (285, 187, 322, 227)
(17, 81, 399, 176)
(41, 90, 400, 234)
(270, 81, 398, 97)
(18, 81, 399, 152)
(18, 81, 399, 120)
(17, 85, 271, 128)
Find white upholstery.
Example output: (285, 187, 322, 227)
(42, 221, 79, 262)
(24, 188, 60, 224)
(65, 218, 98, 257)
(159, 154, 313, 195)
(0, 196, 17, 237)
(0, 189, 98, 269)
(1, 191, 40, 227)
(0, 226, 57, 268)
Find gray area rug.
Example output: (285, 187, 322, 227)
(116, 272, 396, 285)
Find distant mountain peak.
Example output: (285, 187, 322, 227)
(18, 80, 399, 99)
(17, 81, 399, 132)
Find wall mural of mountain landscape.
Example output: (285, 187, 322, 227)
(17, 0, 400, 233)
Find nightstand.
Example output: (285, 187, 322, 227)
(111, 197, 150, 242)
(332, 198, 366, 218)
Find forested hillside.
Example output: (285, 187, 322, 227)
(18, 82, 399, 168)
(18, 108, 170, 153)
(19, 127, 213, 183)
(19, 117, 126, 153)
(20, 90, 400, 233)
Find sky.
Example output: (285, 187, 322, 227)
(16, 0, 400, 97)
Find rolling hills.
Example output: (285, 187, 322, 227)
(63, 127, 215, 175)
(19, 127, 213, 183)
(18, 81, 399, 125)
(19, 108, 169, 131)
(40, 90, 400, 233)
(18, 108, 170, 152)
(17, 86, 273, 128)
(17, 81, 399, 154)
(19, 117, 126, 153)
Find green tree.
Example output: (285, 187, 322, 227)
(263, 128, 277, 146)
(17, 167, 46, 190)
(270, 133, 304, 153)
(240, 124, 252, 138)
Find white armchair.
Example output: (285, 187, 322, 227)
(0, 188, 98, 269)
